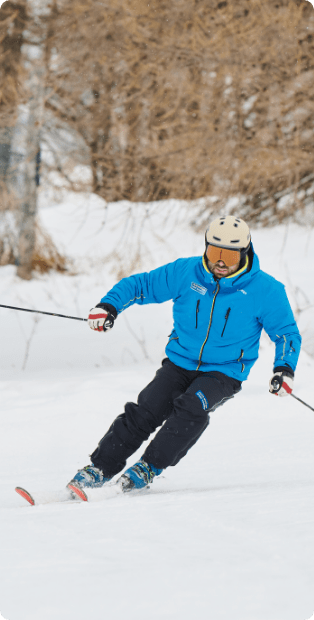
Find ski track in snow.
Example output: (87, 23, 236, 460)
(0, 196, 314, 620)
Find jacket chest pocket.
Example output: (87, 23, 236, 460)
(238, 349, 245, 373)
(195, 299, 200, 328)
(221, 307, 231, 337)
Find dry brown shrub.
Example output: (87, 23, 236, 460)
(0, 210, 68, 273)
(31, 220, 68, 274)
(42, 0, 314, 223)
(0, 0, 27, 146)
(1, 0, 314, 232)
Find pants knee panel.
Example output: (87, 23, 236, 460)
(173, 392, 210, 420)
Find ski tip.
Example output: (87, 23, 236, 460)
(67, 483, 88, 502)
(15, 487, 35, 506)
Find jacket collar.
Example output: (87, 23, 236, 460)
(201, 244, 260, 289)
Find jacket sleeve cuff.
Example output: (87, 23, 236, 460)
(96, 302, 118, 319)
(273, 365, 294, 378)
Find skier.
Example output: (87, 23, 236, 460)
(68, 215, 301, 495)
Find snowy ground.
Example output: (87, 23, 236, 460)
(0, 195, 314, 620)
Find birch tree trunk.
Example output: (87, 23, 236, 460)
(8, 0, 51, 280)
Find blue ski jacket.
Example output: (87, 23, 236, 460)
(100, 247, 301, 381)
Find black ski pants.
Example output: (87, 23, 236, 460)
(91, 358, 242, 478)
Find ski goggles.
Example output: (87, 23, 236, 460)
(206, 244, 241, 267)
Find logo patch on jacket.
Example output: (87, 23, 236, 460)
(191, 282, 207, 296)
(196, 391, 209, 410)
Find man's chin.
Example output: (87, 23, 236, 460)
(214, 268, 229, 277)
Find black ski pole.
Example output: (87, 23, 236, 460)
(0, 303, 87, 322)
(271, 379, 314, 412)
(290, 392, 314, 412)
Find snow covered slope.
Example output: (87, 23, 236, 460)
(0, 194, 314, 620)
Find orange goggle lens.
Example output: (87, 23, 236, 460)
(206, 244, 241, 267)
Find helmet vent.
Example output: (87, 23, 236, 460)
(206, 215, 250, 252)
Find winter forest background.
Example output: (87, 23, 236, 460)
(1, 0, 314, 279)
(1, 2, 314, 620)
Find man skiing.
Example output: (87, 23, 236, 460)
(67, 215, 301, 497)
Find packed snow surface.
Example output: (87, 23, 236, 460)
(0, 193, 314, 620)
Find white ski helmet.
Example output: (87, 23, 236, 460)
(205, 215, 251, 251)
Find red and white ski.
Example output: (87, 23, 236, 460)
(15, 479, 139, 506)
(15, 487, 35, 506)
(15, 485, 85, 506)
(66, 483, 88, 502)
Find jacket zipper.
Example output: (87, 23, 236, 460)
(196, 282, 220, 370)
(221, 307, 231, 337)
(196, 299, 200, 328)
